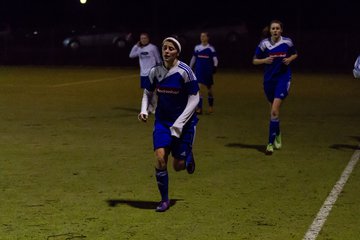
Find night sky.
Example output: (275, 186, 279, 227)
(1, 0, 359, 33)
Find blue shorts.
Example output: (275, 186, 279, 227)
(153, 118, 198, 160)
(140, 76, 148, 89)
(263, 74, 291, 102)
(197, 73, 214, 87)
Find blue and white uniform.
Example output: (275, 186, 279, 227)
(353, 54, 360, 79)
(254, 36, 297, 102)
(190, 44, 218, 86)
(140, 60, 199, 159)
(129, 43, 162, 88)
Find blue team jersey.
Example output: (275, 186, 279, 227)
(193, 44, 217, 77)
(146, 61, 199, 123)
(254, 36, 297, 82)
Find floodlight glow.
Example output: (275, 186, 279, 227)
(80, 0, 87, 4)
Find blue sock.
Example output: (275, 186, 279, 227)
(208, 96, 214, 107)
(268, 119, 279, 144)
(198, 97, 203, 109)
(276, 120, 281, 135)
(155, 168, 168, 201)
(186, 149, 193, 166)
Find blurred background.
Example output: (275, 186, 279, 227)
(0, 0, 359, 71)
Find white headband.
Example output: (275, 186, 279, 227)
(163, 37, 181, 53)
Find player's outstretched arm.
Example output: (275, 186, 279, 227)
(170, 92, 200, 137)
(138, 89, 152, 122)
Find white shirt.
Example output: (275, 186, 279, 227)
(129, 43, 162, 76)
(354, 55, 360, 78)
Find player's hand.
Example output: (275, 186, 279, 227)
(138, 113, 148, 122)
(283, 58, 291, 65)
(170, 125, 182, 138)
(264, 56, 274, 64)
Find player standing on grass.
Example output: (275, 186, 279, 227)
(190, 32, 218, 114)
(129, 33, 162, 112)
(252, 20, 298, 155)
(129, 32, 162, 88)
(138, 37, 199, 212)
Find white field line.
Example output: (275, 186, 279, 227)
(303, 145, 360, 240)
(50, 74, 138, 88)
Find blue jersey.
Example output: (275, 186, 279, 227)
(254, 36, 297, 82)
(146, 61, 199, 123)
(190, 44, 218, 84)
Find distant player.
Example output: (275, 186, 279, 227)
(353, 54, 360, 78)
(129, 33, 161, 112)
(138, 37, 199, 212)
(190, 32, 218, 114)
(252, 20, 298, 155)
(129, 33, 162, 88)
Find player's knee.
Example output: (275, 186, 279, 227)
(173, 159, 185, 171)
(156, 159, 166, 170)
(155, 155, 167, 170)
(271, 110, 279, 120)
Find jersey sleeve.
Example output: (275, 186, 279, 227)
(144, 67, 157, 91)
(287, 38, 297, 56)
(129, 44, 140, 58)
(355, 55, 360, 70)
(254, 44, 265, 59)
(153, 45, 162, 65)
(210, 46, 219, 67)
(185, 73, 199, 95)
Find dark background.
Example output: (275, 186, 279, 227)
(0, 0, 359, 71)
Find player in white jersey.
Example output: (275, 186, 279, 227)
(138, 37, 200, 212)
(353, 54, 360, 78)
(129, 33, 161, 112)
(190, 32, 218, 114)
(253, 20, 298, 155)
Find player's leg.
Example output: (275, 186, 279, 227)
(272, 78, 291, 150)
(173, 145, 195, 174)
(197, 83, 207, 114)
(263, 81, 276, 155)
(172, 118, 197, 174)
(154, 147, 171, 212)
(206, 76, 214, 113)
(269, 98, 282, 150)
(207, 85, 214, 113)
(153, 121, 172, 212)
(140, 76, 147, 89)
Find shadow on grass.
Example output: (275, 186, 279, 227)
(330, 136, 360, 151)
(106, 199, 182, 209)
(330, 144, 360, 151)
(225, 143, 265, 153)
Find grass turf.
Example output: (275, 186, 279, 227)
(0, 66, 359, 239)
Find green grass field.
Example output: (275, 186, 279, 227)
(0, 66, 359, 240)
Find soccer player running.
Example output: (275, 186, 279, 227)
(129, 33, 162, 112)
(190, 32, 218, 114)
(252, 20, 298, 155)
(138, 37, 200, 212)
